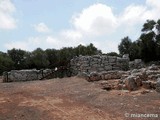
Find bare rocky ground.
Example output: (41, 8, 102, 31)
(0, 77, 160, 120)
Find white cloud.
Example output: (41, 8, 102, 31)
(46, 34, 84, 49)
(61, 30, 82, 40)
(0, 0, 17, 29)
(72, 3, 117, 36)
(4, 35, 72, 51)
(120, 0, 160, 26)
(145, 0, 160, 20)
(146, 0, 160, 9)
(46, 36, 61, 48)
(33, 22, 50, 33)
(120, 5, 147, 26)
(4, 41, 29, 50)
(4, 37, 44, 51)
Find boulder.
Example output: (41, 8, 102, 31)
(150, 82, 157, 89)
(123, 54, 129, 59)
(142, 81, 151, 89)
(156, 78, 160, 93)
(88, 72, 101, 82)
(131, 69, 140, 74)
(100, 81, 112, 91)
(125, 76, 137, 91)
(134, 76, 142, 87)
(103, 71, 122, 80)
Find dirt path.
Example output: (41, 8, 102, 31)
(0, 77, 160, 120)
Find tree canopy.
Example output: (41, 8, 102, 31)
(118, 19, 160, 62)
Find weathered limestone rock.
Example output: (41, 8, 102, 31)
(129, 59, 144, 69)
(7, 70, 39, 82)
(119, 65, 160, 91)
(100, 80, 121, 90)
(2, 69, 53, 82)
(134, 76, 142, 87)
(123, 54, 129, 59)
(156, 78, 160, 93)
(88, 72, 101, 82)
(102, 71, 122, 80)
(142, 81, 151, 89)
(150, 82, 157, 89)
(148, 64, 159, 70)
(125, 76, 137, 91)
(100, 81, 112, 91)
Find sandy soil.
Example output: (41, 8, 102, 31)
(0, 77, 160, 120)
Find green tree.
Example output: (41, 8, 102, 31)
(45, 49, 58, 68)
(56, 47, 75, 67)
(105, 52, 120, 57)
(86, 43, 101, 55)
(129, 41, 141, 60)
(74, 43, 101, 56)
(155, 19, 160, 59)
(7, 48, 27, 69)
(0, 52, 14, 74)
(139, 19, 160, 62)
(118, 36, 132, 55)
(31, 48, 49, 69)
(139, 32, 157, 62)
(141, 20, 156, 32)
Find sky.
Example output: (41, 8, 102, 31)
(0, 0, 160, 53)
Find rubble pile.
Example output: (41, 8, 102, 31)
(84, 64, 160, 93)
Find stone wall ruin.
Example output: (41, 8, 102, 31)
(2, 54, 145, 83)
(70, 55, 129, 75)
(2, 69, 52, 82)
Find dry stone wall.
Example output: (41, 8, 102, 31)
(3, 69, 52, 82)
(70, 55, 129, 75)
(129, 59, 144, 69)
(2, 54, 145, 83)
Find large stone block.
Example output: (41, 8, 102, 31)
(108, 56, 117, 63)
(125, 76, 137, 91)
(103, 71, 122, 80)
(104, 66, 112, 71)
(88, 72, 101, 82)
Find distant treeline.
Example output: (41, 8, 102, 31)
(0, 43, 102, 74)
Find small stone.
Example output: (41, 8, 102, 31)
(135, 105, 140, 107)
(141, 90, 150, 94)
